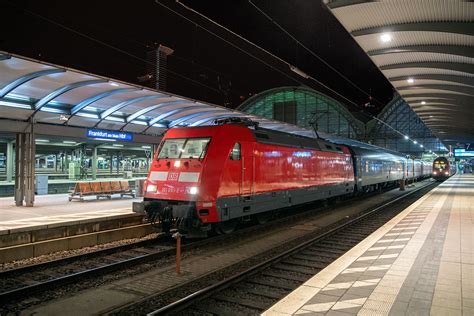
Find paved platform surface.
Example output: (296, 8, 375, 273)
(264, 174, 473, 316)
(0, 194, 140, 232)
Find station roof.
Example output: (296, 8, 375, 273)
(0, 52, 318, 139)
(325, 1, 474, 146)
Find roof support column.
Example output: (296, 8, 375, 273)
(6, 141, 14, 183)
(14, 129, 36, 206)
(92, 146, 98, 180)
(14, 133, 25, 206)
(24, 131, 36, 207)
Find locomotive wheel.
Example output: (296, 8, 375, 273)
(215, 219, 238, 234)
(256, 211, 272, 224)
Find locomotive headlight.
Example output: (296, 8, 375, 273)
(174, 160, 181, 167)
(433, 171, 437, 175)
(146, 184, 157, 192)
(189, 186, 198, 195)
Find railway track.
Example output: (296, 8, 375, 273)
(0, 181, 432, 311)
(0, 236, 177, 304)
(144, 181, 437, 315)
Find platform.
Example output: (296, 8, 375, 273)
(0, 193, 141, 232)
(264, 174, 473, 316)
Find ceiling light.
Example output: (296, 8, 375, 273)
(110, 82, 119, 87)
(63, 141, 77, 144)
(380, 33, 392, 43)
(36, 139, 50, 142)
(142, 145, 151, 149)
(413, 140, 417, 144)
(421, 101, 426, 105)
(113, 144, 124, 147)
(404, 135, 409, 140)
(420, 145, 423, 148)
(407, 78, 415, 84)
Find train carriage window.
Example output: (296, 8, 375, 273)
(229, 143, 241, 160)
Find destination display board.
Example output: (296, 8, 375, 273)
(86, 129, 133, 141)
(454, 148, 474, 158)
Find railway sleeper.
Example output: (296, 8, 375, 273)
(214, 294, 269, 310)
(247, 278, 297, 291)
(292, 253, 339, 262)
(318, 241, 355, 251)
(193, 302, 256, 315)
(262, 269, 310, 282)
(240, 285, 286, 300)
(273, 263, 319, 274)
(282, 258, 330, 269)
(304, 247, 345, 256)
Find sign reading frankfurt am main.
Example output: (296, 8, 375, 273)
(86, 129, 133, 141)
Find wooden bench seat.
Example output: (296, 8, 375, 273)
(69, 180, 136, 201)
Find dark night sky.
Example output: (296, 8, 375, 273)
(0, 0, 394, 119)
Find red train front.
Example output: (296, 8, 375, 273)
(140, 120, 354, 237)
(432, 157, 455, 181)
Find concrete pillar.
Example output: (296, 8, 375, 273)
(14, 133, 25, 206)
(24, 132, 35, 207)
(6, 141, 14, 182)
(92, 146, 97, 180)
(110, 154, 113, 175)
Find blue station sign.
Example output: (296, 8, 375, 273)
(86, 129, 133, 141)
(454, 148, 474, 158)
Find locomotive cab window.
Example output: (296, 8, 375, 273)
(229, 143, 241, 160)
(157, 137, 211, 160)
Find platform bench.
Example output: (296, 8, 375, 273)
(69, 180, 136, 201)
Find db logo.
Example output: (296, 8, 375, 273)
(167, 172, 179, 181)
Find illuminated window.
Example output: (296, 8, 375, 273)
(229, 143, 241, 160)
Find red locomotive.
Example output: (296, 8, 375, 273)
(140, 119, 354, 237)
(137, 118, 427, 237)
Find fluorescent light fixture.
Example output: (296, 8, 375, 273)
(380, 33, 392, 42)
(36, 139, 50, 142)
(76, 112, 99, 119)
(413, 140, 417, 144)
(92, 138, 116, 142)
(421, 101, 426, 105)
(63, 141, 77, 144)
(105, 116, 125, 122)
(41, 107, 65, 114)
(130, 120, 147, 126)
(113, 144, 124, 147)
(0, 100, 31, 109)
(289, 66, 310, 79)
(110, 82, 119, 87)
(407, 78, 415, 84)
(404, 135, 409, 140)
(142, 145, 151, 149)
(7, 93, 30, 101)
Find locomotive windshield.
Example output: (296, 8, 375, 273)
(434, 159, 448, 170)
(157, 137, 211, 160)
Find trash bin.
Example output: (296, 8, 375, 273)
(35, 175, 48, 195)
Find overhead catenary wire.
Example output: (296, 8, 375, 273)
(170, 0, 425, 147)
(247, 0, 386, 107)
(170, 0, 370, 110)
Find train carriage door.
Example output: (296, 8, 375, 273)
(241, 142, 254, 196)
